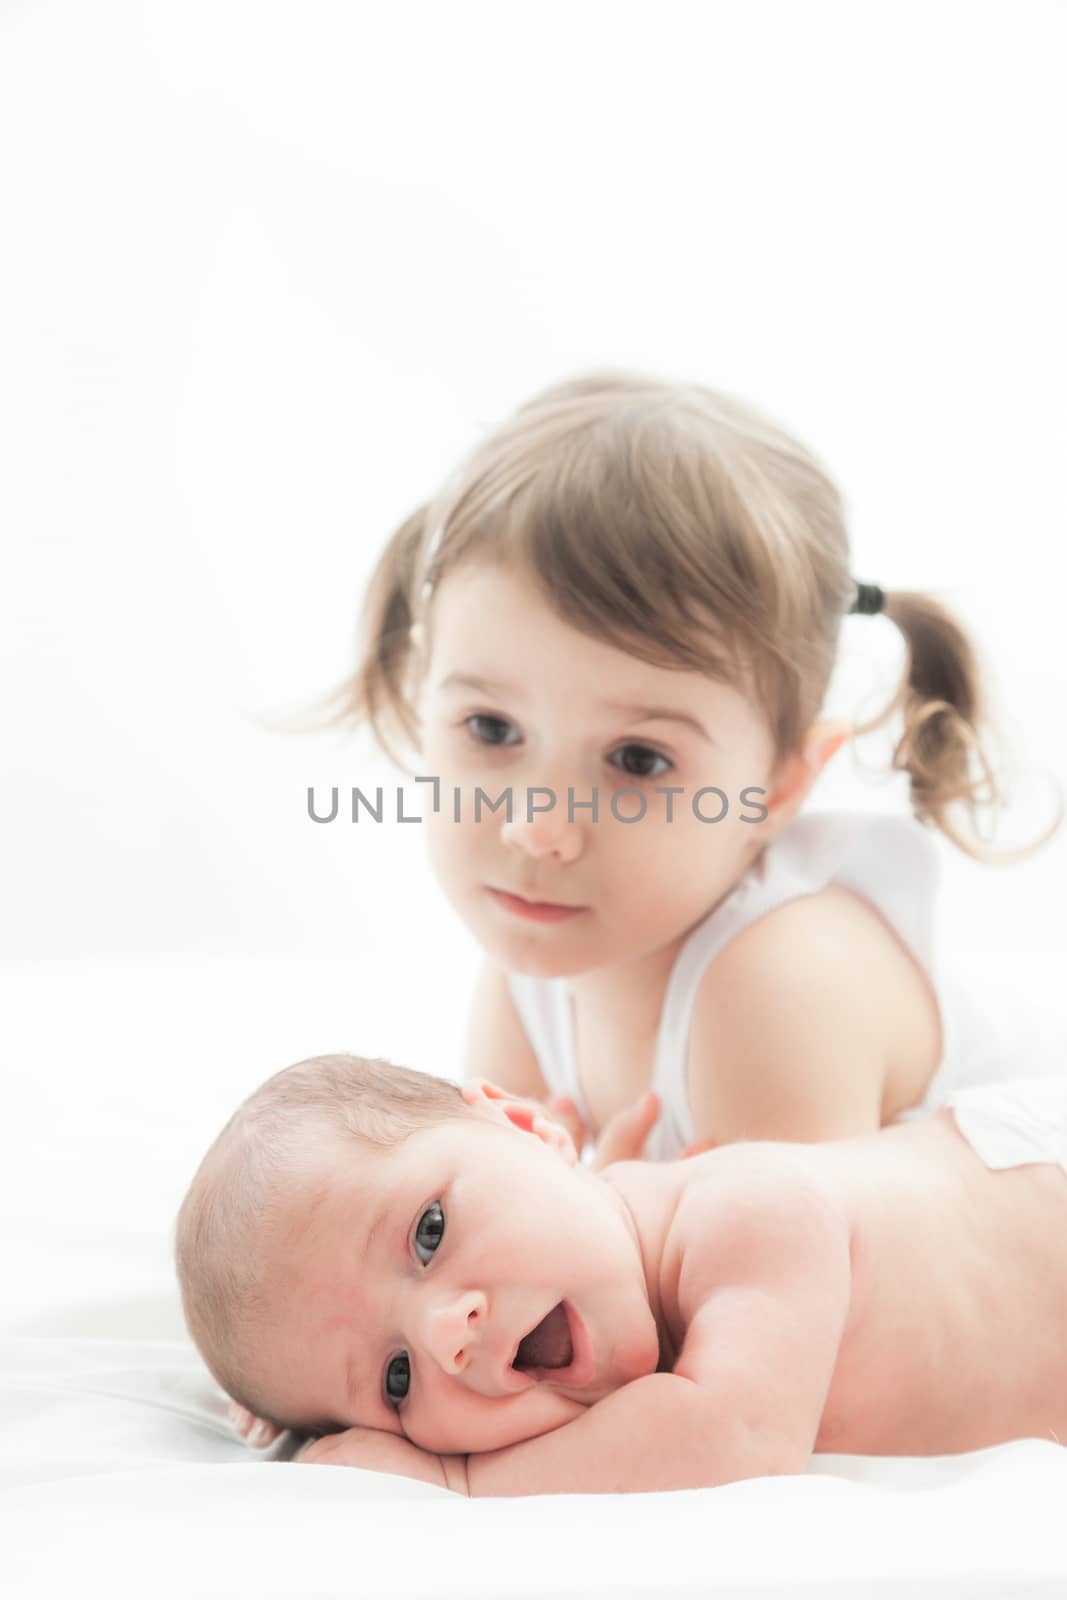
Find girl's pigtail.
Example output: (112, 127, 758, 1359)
(284, 505, 431, 766)
(852, 590, 1062, 862)
(340, 504, 431, 765)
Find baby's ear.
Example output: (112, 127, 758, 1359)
(459, 1080, 578, 1166)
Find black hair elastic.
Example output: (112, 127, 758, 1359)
(849, 581, 885, 616)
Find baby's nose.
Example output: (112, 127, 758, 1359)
(424, 1289, 488, 1374)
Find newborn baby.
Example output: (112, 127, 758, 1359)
(176, 1054, 1067, 1495)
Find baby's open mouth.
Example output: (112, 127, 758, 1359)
(512, 1302, 574, 1372)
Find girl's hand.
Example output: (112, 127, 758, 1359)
(567, 1094, 716, 1165)
(297, 1426, 468, 1494)
(228, 1399, 281, 1449)
(587, 1090, 662, 1169)
(461, 1079, 710, 1166)
(460, 1079, 584, 1164)
(462, 1079, 663, 1168)
(543, 1095, 589, 1159)
(680, 1137, 718, 1160)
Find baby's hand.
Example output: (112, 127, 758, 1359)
(297, 1426, 467, 1493)
(228, 1400, 281, 1450)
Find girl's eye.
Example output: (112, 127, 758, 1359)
(413, 1201, 445, 1264)
(384, 1352, 410, 1407)
(462, 718, 670, 781)
(610, 744, 672, 780)
(465, 713, 519, 747)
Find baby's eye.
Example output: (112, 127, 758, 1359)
(464, 713, 519, 747)
(413, 1201, 445, 1264)
(384, 1352, 410, 1407)
(609, 744, 672, 780)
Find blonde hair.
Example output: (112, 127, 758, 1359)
(321, 368, 1058, 861)
(174, 1053, 468, 1431)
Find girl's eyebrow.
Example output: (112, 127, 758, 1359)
(600, 701, 714, 744)
(437, 671, 514, 696)
(437, 673, 714, 744)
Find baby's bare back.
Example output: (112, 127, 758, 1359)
(816, 1112, 1067, 1454)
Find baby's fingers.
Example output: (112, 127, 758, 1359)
(228, 1399, 280, 1449)
(590, 1091, 661, 1170)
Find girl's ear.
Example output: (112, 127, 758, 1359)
(764, 718, 852, 830)
(408, 619, 433, 730)
(409, 619, 429, 682)
(805, 717, 852, 774)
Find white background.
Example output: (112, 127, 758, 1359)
(4, 0, 1066, 1039)
(4, 14, 1067, 1583)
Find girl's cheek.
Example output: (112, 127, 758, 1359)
(425, 811, 479, 873)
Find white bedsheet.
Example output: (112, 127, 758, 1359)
(4, 954, 1067, 1599)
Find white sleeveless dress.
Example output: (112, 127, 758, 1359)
(506, 810, 1066, 1160)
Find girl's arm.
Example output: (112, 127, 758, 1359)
(687, 895, 895, 1144)
(463, 959, 550, 1096)
(464, 961, 649, 1160)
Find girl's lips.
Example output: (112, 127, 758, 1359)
(489, 888, 587, 924)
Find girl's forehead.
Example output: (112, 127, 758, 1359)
(429, 565, 733, 688)
(431, 633, 762, 746)
(427, 562, 552, 632)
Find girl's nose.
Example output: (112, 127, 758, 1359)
(500, 787, 586, 864)
(422, 1289, 488, 1374)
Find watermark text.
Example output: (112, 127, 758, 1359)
(306, 781, 769, 826)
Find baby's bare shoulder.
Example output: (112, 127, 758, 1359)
(663, 1143, 851, 1316)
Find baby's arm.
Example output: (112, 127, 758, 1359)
(461, 1170, 852, 1496)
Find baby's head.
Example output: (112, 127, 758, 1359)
(176, 1054, 659, 1454)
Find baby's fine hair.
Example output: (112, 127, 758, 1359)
(328, 368, 1055, 861)
(174, 1053, 468, 1429)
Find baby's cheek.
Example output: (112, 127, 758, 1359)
(410, 1385, 587, 1455)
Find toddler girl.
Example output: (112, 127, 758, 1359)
(334, 370, 1057, 1160)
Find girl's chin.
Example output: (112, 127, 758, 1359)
(488, 943, 591, 981)
(460, 916, 582, 973)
